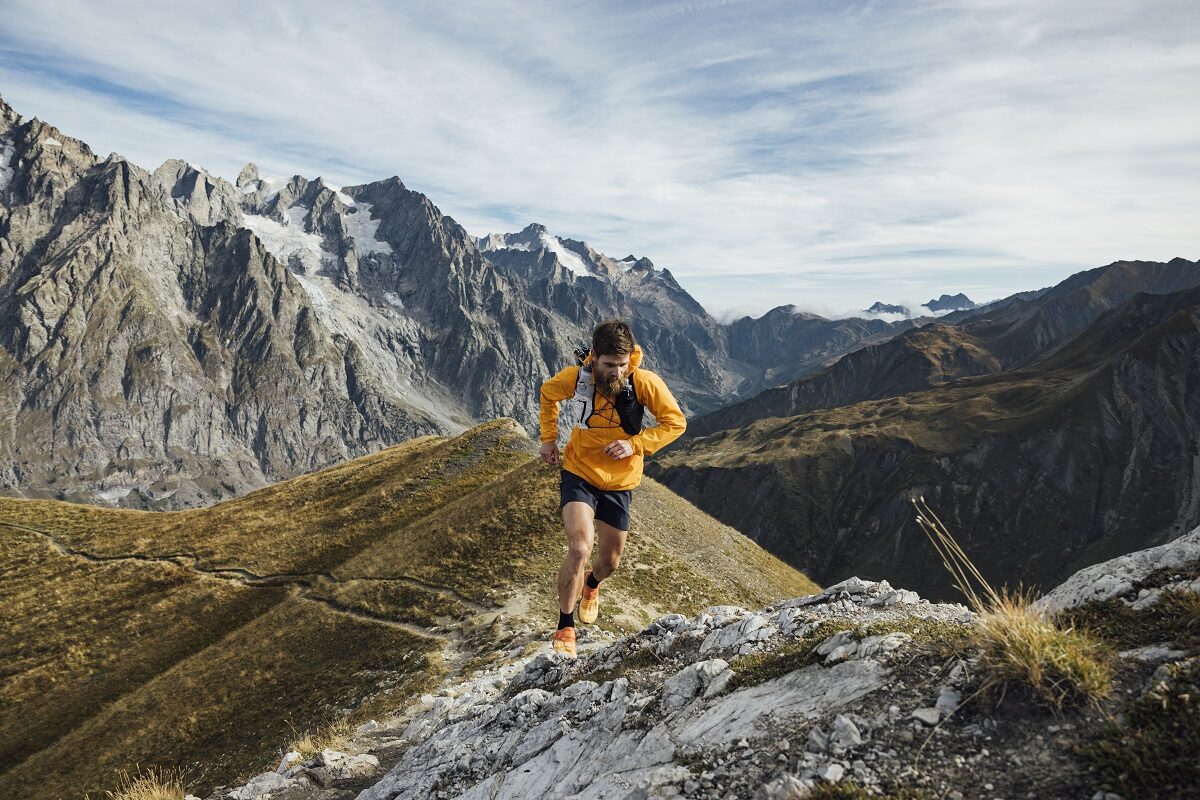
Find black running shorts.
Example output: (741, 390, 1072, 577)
(559, 469, 633, 531)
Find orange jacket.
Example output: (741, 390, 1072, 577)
(539, 344, 686, 491)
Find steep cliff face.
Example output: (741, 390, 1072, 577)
(684, 258, 1200, 441)
(0, 103, 463, 507)
(650, 285, 1200, 600)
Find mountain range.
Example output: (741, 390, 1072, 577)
(649, 261, 1200, 599)
(865, 293, 979, 318)
(0, 95, 902, 509)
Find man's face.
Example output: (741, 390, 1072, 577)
(594, 353, 631, 398)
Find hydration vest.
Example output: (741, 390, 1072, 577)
(570, 347, 645, 436)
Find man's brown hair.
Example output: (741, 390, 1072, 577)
(592, 319, 636, 357)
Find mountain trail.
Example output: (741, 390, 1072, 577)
(0, 518, 512, 650)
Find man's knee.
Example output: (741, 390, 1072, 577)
(565, 540, 592, 564)
(598, 551, 621, 574)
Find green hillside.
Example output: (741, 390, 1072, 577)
(0, 418, 817, 800)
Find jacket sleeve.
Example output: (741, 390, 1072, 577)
(539, 366, 579, 444)
(630, 371, 686, 456)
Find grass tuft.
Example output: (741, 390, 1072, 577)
(726, 620, 853, 690)
(288, 716, 355, 759)
(974, 588, 1113, 710)
(99, 767, 187, 800)
(913, 498, 1113, 710)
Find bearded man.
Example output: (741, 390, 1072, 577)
(538, 319, 687, 657)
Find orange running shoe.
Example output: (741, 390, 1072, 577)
(551, 626, 577, 658)
(578, 572, 600, 625)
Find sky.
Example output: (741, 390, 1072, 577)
(1, 0, 1198, 320)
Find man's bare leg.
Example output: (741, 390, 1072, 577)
(558, 501, 595, 614)
(592, 518, 628, 582)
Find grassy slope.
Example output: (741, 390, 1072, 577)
(0, 418, 816, 800)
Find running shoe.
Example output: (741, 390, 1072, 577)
(551, 626, 577, 658)
(578, 572, 600, 625)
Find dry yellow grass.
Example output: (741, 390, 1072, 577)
(913, 498, 1113, 709)
(288, 717, 355, 758)
(974, 589, 1113, 709)
(97, 767, 186, 800)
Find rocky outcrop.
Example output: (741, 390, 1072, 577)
(205, 533, 1200, 799)
(1038, 527, 1200, 613)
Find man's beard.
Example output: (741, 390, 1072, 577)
(596, 373, 624, 399)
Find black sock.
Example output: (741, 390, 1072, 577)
(585, 572, 601, 589)
(558, 611, 574, 630)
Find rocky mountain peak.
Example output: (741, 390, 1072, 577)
(236, 162, 261, 189)
(924, 293, 976, 313)
(867, 301, 909, 315)
(0, 95, 21, 132)
(152, 158, 244, 226)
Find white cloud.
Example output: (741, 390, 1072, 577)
(1, 0, 1197, 315)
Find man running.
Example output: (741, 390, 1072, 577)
(538, 319, 686, 657)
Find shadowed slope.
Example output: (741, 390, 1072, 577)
(650, 285, 1200, 601)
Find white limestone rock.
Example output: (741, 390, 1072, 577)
(338, 753, 380, 777)
(1119, 645, 1188, 663)
(869, 589, 922, 607)
(820, 762, 846, 782)
(229, 771, 294, 800)
(276, 750, 301, 774)
(700, 614, 776, 654)
(664, 659, 732, 708)
(816, 630, 911, 663)
(762, 773, 816, 799)
(676, 659, 888, 746)
(831, 714, 863, 748)
(912, 707, 941, 725)
(936, 687, 962, 714)
(1038, 526, 1200, 612)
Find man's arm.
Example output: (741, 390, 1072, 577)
(539, 365, 579, 446)
(629, 371, 686, 456)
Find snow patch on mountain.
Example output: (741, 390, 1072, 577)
(0, 138, 14, 191)
(539, 233, 589, 275)
(318, 178, 356, 207)
(44, 137, 62, 147)
(292, 273, 333, 314)
(485, 240, 531, 252)
(344, 202, 393, 256)
(284, 269, 456, 429)
(241, 207, 337, 273)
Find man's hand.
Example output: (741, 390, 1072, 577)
(603, 439, 635, 460)
(540, 441, 559, 465)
